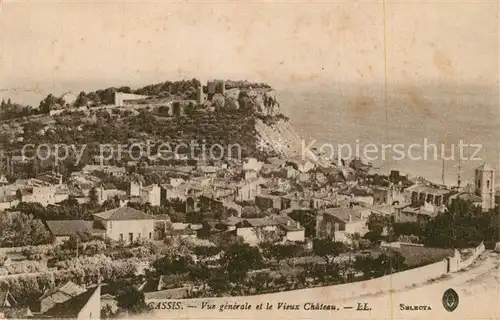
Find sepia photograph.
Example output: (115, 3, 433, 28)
(0, 1, 498, 319)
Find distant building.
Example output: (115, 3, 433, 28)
(207, 80, 225, 101)
(93, 207, 155, 244)
(17, 185, 60, 207)
(164, 222, 198, 240)
(407, 185, 452, 207)
(235, 177, 262, 202)
(45, 220, 105, 243)
(316, 207, 371, 242)
(96, 183, 124, 204)
(475, 163, 496, 211)
(33, 281, 86, 313)
(43, 285, 101, 319)
(448, 192, 483, 208)
(130, 181, 161, 206)
(255, 194, 282, 210)
(373, 184, 402, 206)
(394, 201, 439, 223)
(196, 86, 206, 104)
(114, 92, 149, 107)
(224, 215, 304, 245)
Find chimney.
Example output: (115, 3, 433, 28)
(297, 221, 301, 229)
(348, 213, 352, 222)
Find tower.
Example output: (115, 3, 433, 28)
(196, 86, 204, 104)
(475, 163, 495, 212)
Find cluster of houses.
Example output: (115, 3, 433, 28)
(0, 147, 498, 318)
(0, 158, 500, 243)
(1, 157, 498, 247)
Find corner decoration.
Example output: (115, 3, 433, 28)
(442, 288, 459, 312)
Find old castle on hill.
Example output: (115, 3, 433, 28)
(111, 79, 280, 117)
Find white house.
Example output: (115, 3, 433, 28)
(316, 207, 371, 243)
(130, 181, 161, 206)
(229, 214, 305, 245)
(93, 207, 155, 244)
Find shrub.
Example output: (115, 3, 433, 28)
(5, 260, 47, 275)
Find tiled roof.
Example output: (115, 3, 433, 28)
(401, 205, 436, 217)
(322, 207, 366, 222)
(144, 287, 190, 300)
(43, 285, 100, 318)
(237, 217, 278, 228)
(410, 186, 452, 196)
(45, 220, 91, 236)
(93, 207, 152, 221)
(39, 281, 85, 301)
(455, 192, 482, 202)
(102, 183, 117, 190)
(265, 214, 303, 231)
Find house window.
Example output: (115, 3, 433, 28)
(109, 221, 112, 230)
(138, 233, 141, 239)
(128, 233, 133, 243)
(326, 221, 332, 235)
(487, 180, 490, 189)
(119, 234, 123, 242)
(149, 232, 152, 239)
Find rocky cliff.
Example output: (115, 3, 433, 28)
(254, 117, 317, 162)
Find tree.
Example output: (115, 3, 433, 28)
(116, 286, 146, 314)
(74, 91, 90, 107)
(39, 94, 59, 113)
(221, 243, 263, 283)
(188, 263, 210, 291)
(0, 212, 54, 247)
(422, 199, 494, 248)
(193, 246, 221, 261)
(312, 239, 347, 264)
(184, 102, 197, 117)
(353, 251, 406, 279)
(89, 187, 99, 206)
(152, 254, 193, 275)
(206, 269, 229, 295)
(262, 243, 301, 265)
(101, 305, 115, 319)
(367, 213, 386, 237)
(393, 222, 423, 238)
(87, 92, 101, 105)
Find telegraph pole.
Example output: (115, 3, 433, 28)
(457, 158, 462, 189)
(442, 157, 445, 186)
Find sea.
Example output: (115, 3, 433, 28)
(279, 84, 500, 186)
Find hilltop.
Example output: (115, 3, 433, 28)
(0, 79, 310, 171)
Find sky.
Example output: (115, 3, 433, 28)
(0, 0, 499, 105)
